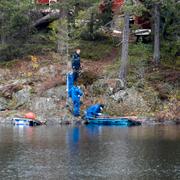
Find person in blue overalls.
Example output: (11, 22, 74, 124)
(85, 104, 104, 119)
(69, 85, 83, 117)
(71, 48, 81, 82)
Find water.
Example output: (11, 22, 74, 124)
(0, 125, 180, 180)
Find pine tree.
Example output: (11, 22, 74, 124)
(0, 0, 33, 61)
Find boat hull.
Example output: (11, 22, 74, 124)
(86, 117, 141, 126)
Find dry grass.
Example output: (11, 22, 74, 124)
(155, 99, 180, 121)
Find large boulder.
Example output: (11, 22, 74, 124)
(105, 79, 125, 94)
(90, 78, 125, 96)
(110, 87, 150, 113)
(13, 86, 32, 107)
(0, 79, 28, 98)
(42, 86, 66, 100)
(29, 97, 57, 112)
(111, 90, 128, 102)
(32, 102, 76, 125)
(0, 97, 8, 110)
(125, 88, 149, 110)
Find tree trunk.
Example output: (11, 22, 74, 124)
(119, 11, 130, 85)
(57, 20, 69, 57)
(153, 3, 160, 65)
(89, 12, 94, 40)
(56, 8, 68, 56)
(1, 13, 6, 45)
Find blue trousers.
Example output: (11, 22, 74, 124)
(73, 100, 80, 116)
(73, 69, 79, 82)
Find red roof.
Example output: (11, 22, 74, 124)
(112, 0, 124, 12)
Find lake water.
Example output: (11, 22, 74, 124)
(0, 124, 180, 180)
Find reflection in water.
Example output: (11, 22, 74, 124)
(0, 125, 180, 180)
(85, 125, 102, 137)
(67, 127, 80, 145)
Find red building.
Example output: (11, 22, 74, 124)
(99, 0, 151, 29)
(112, 0, 124, 12)
(99, 0, 124, 13)
(36, 0, 57, 4)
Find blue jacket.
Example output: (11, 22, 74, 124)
(71, 52, 80, 70)
(85, 104, 103, 118)
(69, 86, 83, 103)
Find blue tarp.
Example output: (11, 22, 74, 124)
(66, 72, 74, 98)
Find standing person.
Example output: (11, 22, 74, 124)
(71, 48, 81, 82)
(69, 85, 83, 117)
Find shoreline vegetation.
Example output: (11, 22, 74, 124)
(0, 1, 179, 125)
(0, 45, 179, 125)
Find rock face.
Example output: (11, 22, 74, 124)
(111, 90, 128, 102)
(42, 86, 67, 100)
(37, 65, 59, 78)
(29, 97, 57, 112)
(13, 86, 32, 107)
(0, 68, 11, 81)
(0, 97, 8, 110)
(110, 87, 150, 112)
(125, 88, 149, 110)
(0, 61, 80, 124)
(0, 116, 11, 124)
(105, 79, 125, 94)
(90, 78, 125, 96)
(28, 97, 77, 125)
(0, 79, 29, 98)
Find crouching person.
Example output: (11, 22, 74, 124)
(69, 86, 83, 117)
(84, 104, 104, 119)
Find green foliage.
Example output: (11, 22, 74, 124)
(98, 0, 113, 25)
(105, 59, 120, 78)
(48, 21, 59, 42)
(129, 43, 152, 60)
(161, 40, 180, 64)
(105, 43, 152, 79)
(0, 0, 34, 61)
(0, 0, 58, 61)
(79, 40, 113, 60)
(143, 0, 180, 63)
(0, 0, 32, 40)
(160, 0, 180, 61)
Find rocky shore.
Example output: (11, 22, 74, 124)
(0, 54, 179, 125)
